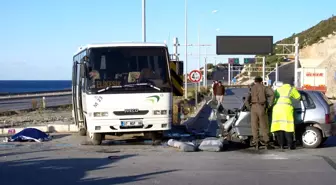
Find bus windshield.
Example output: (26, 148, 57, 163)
(86, 46, 171, 93)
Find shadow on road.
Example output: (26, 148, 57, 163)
(50, 134, 72, 140)
(321, 136, 336, 148)
(0, 148, 61, 158)
(1, 154, 179, 185)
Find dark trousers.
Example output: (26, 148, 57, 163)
(275, 131, 294, 148)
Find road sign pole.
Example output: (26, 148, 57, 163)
(195, 82, 198, 108)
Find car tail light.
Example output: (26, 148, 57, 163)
(325, 114, 331, 124)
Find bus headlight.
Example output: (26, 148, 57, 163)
(93, 112, 109, 117)
(153, 110, 168, 115)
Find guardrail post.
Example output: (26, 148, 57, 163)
(32, 99, 37, 110)
(42, 97, 46, 109)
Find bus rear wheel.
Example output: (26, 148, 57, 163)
(79, 128, 87, 136)
(151, 132, 163, 145)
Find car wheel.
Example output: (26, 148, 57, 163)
(301, 126, 322, 148)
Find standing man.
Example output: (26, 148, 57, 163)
(271, 82, 301, 151)
(248, 76, 274, 150)
(215, 81, 225, 108)
(211, 80, 218, 99)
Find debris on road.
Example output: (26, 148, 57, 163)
(3, 128, 51, 142)
(198, 137, 225, 152)
(167, 139, 197, 152)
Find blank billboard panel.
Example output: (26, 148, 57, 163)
(216, 36, 273, 55)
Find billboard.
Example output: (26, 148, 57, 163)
(216, 36, 273, 55)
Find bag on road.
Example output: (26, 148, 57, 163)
(198, 137, 225, 152)
(167, 139, 196, 152)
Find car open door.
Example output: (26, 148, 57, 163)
(293, 91, 306, 125)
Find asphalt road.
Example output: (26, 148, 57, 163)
(184, 88, 249, 137)
(1, 133, 336, 185)
(0, 95, 72, 112)
(1, 88, 336, 184)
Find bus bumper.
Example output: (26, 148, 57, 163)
(86, 117, 171, 133)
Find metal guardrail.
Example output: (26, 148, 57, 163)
(0, 85, 248, 101)
(0, 91, 72, 100)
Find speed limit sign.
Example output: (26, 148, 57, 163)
(188, 70, 203, 83)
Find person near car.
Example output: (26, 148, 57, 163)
(215, 81, 225, 107)
(271, 82, 301, 150)
(211, 80, 218, 99)
(247, 76, 274, 150)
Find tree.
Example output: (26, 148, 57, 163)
(206, 63, 214, 69)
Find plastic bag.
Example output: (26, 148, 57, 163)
(167, 139, 196, 152)
(198, 137, 224, 152)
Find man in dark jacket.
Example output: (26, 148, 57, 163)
(211, 80, 218, 99)
(215, 81, 225, 107)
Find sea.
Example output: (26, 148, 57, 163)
(0, 80, 72, 95)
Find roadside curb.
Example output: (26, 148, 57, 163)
(0, 123, 79, 136)
(181, 99, 207, 128)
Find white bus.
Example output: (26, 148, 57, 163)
(72, 43, 174, 145)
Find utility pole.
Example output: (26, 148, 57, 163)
(275, 62, 279, 82)
(197, 25, 201, 90)
(294, 37, 299, 87)
(262, 56, 266, 82)
(173, 37, 180, 60)
(142, 0, 146, 42)
(228, 63, 231, 85)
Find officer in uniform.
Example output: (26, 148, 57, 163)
(247, 76, 275, 150)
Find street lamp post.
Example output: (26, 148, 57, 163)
(142, 0, 146, 42)
(184, 0, 188, 99)
(198, 10, 218, 89)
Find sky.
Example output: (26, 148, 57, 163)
(0, 0, 335, 80)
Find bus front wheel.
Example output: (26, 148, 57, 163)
(89, 132, 103, 145)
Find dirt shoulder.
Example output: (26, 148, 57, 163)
(0, 107, 73, 129)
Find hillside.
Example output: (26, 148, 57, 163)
(262, 15, 336, 65)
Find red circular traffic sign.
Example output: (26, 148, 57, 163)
(188, 70, 203, 83)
